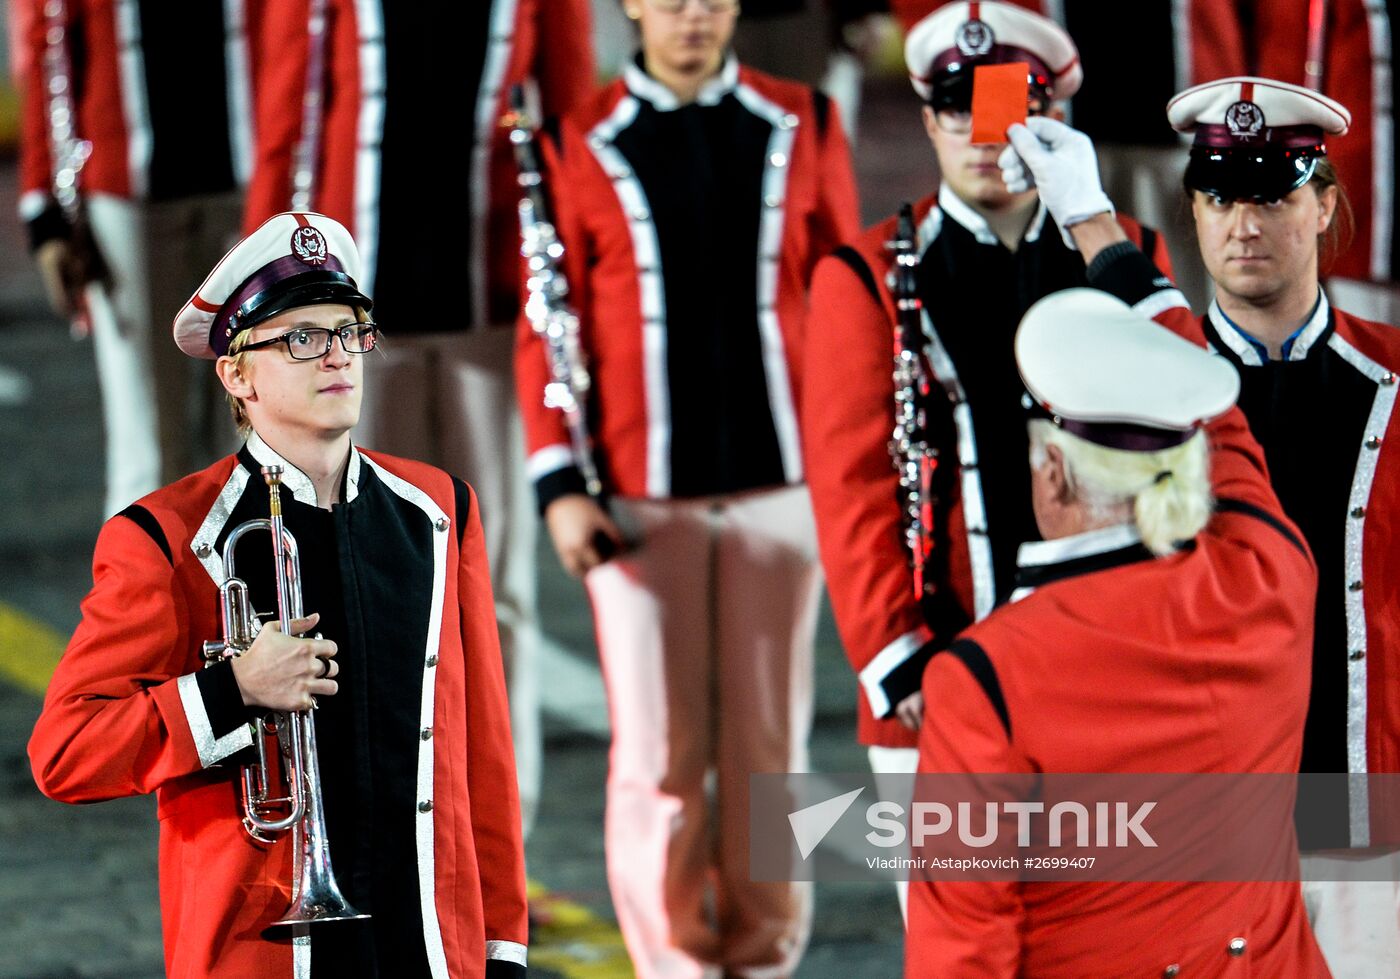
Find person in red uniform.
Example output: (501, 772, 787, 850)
(802, 4, 1178, 914)
(906, 288, 1329, 978)
(242, 0, 596, 838)
(1159, 76, 1400, 979)
(514, 0, 859, 974)
(996, 72, 1400, 978)
(28, 213, 530, 978)
(15, 0, 254, 517)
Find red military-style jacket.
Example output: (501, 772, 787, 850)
(907, 384, 1329, 977)
(803, 193, 1174, 748)
(29, 435, 529, 978)
(516, 58, 860, 508)
(243, 0, 595, 328)
(14, 0, 255, 247)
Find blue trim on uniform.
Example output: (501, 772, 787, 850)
(1214, 296, 1320, 362)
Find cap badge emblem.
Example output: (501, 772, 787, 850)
(1225, 100, 1265, 138)
(956, 18, 995, 58)
(290, 226, 329, 266)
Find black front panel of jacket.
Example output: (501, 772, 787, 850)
(138, 0, 237, 199)
(1207, 320, 1374, 797)
(612, 93, 785, 497)
(373, 0, 494, 329)
(1061, 0, 1178, 146)
(225, 452, 433, 977)
(916, 215, 1093, 607)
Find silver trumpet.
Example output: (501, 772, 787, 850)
(202, 465, 369, 936)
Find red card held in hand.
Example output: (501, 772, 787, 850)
(970, 63, 1028, 144)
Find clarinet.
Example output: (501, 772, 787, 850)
(41, 0, 107, 336)
(503, 85, 603, 498)
(887, 204, 939, 599)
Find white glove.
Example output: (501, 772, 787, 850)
(997, 116, 1114, 249)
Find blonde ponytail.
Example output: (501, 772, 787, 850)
(1029, 420, 1212, 556)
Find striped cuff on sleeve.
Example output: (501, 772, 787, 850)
(858, 626, 938, 719)
(176, 663, 254, 768)
(486, 940, 527, 977)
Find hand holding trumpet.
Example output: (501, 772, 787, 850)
(230, 612, 340, 712)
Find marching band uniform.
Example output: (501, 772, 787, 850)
(804, 3, 1176, 758)
(1161, 77, 1400, 977)
(516, 55, 859, 977)
(15, 0, 253, 516)
(242, 0, 597, 837)
(28, 214, 529, 978)
(907, 289, 1329, 978)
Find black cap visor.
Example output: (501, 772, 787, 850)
(927, 56, 1053, 112)
(1183, 146, 1320, 203)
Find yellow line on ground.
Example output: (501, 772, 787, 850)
(527, 879, 634, 978)
(0, 603, 64, 697)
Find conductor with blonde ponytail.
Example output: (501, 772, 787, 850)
(906, 289, 1327, 976)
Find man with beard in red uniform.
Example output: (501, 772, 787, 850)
(906, 288, 1329, 977)
(28, 213, 529, 978)
(802, 2, 1177, 920)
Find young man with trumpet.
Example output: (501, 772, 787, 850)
(28, 212, 529, 978)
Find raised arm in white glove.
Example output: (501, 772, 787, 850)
(998, 116, 1114, 249)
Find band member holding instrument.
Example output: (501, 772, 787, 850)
(801, 2, 1176, 892)
(28, 213, 529, 978)
(15, 0, 252, 517)
(242, 0, 595, 840)
(514, 0, 858, 973)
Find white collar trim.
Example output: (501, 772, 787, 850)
(1016, 522, 1142, 571)
(245, 431, 360, 507)
(623, 55, 739, 112)
(939, 184, 999, 245)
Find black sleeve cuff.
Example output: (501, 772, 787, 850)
(27, 201, 72, 253)
(875, 638, 939, 717)
(196, 660, 254, 739)
(485, 960, 526, 979)
(535, 464, 590, 515)
(1085, 242, 1175, 307)
(877, 589, 974, 717)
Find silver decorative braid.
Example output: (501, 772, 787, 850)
(41, 0, 90, 222)
(291, 0, 329, 211)
(504, 85, 603, 498)
(888, 204, 939, 599)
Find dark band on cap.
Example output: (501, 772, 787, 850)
(924, 45, 1054, 107)
(210, 254, 373, 357)
(1192, 123, 1326, 149)
(1027, 398, 1198, 452)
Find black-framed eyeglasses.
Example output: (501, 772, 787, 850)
(239, 322, 379, 360)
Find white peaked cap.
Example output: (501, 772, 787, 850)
(1016, 289, 1239, 450)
